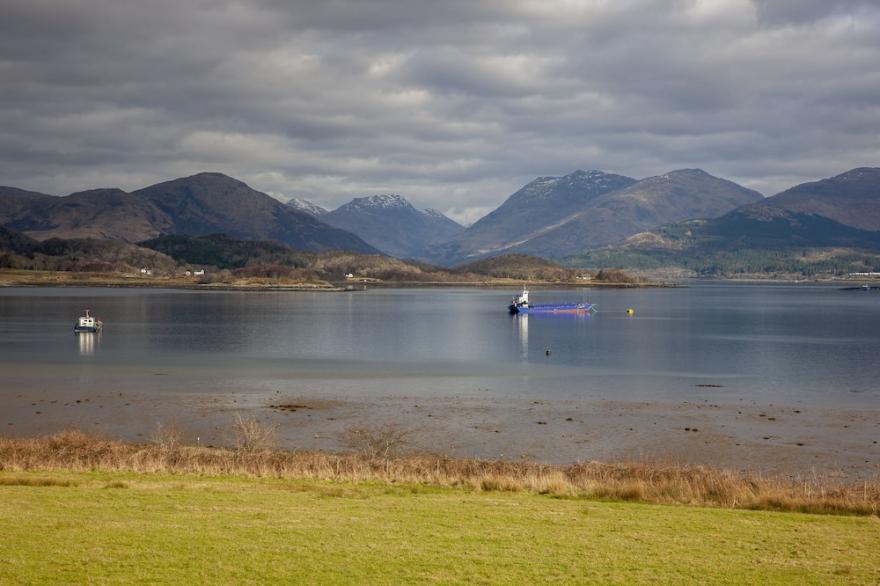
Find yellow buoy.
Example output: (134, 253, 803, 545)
(626, 308, 635, 316)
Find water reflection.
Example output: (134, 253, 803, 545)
(517, 314, 528, 358)
(77, 332, 98, 356)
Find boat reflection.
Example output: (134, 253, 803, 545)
(77, 332, 99, 356)
(517, 314, 528, 357)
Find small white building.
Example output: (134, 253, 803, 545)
(140, 268, 153, 276)
(345, 273, 354, 279)
(194, 269, 205, 276)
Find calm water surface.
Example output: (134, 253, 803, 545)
(1, 284, 879, 407)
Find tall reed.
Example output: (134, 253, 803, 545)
(1, 430, 877, 516)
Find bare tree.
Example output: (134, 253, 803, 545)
(230, 414, 278, 452)
(151, 422, 183, 452)
(340, 423, 412, 460)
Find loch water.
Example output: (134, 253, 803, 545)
(1, 283, 879, 408)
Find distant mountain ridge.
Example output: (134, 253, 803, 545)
(522, 169, 764, 255)
(566, 167, 880, 277)
(322, 193, 462, 260)
(429, 168, 762, 264)
(429, 170, 636, 264)
(628, 167, 880, 252)
(727, 167, 880, 233)
(0, 187, 174, 242)
(4, 166, 877, 275)
(0, 187, 59, 224)
(0, 173, 377, 253)
(133, 173, 376, 253)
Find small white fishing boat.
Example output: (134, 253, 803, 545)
(74, 309, 102, 334)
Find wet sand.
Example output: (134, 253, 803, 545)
(3, 387, 878, 480)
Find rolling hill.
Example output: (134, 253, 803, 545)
(0, 226, 178, 273)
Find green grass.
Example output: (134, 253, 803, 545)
(1, 471, 879, 584)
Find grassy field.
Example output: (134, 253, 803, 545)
(1, 471, 879, 584)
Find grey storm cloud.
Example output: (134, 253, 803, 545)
(1, 0, 879, 224)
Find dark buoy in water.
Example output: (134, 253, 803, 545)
(545, 348, 551, 356)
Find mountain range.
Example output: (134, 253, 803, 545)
(567, 167, 880, 276)
(2, 166, 878, 275)
(429, 169, 763, 264)
(0, 173, 377, 253)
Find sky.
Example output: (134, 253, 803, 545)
(1, 0, 879, 224)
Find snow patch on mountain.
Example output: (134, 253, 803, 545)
(346, 193, 413, 210)
(286, 197, 328, 216)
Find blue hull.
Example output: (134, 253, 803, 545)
(74, 326, 100, 333)
(509, 303, 594, 314)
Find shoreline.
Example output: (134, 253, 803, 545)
(2, 430, 878, 516)
(5, 268, 876, 291)
(4, 388, 878, 481)
(0, 269, 673, 290)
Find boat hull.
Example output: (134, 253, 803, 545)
(74, 325, 101, 334)
(509, 303, 594, 314)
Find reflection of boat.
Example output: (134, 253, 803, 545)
(508, 289, 594, 314)
(77, 331, 96, 355)
(74, 309, 103, 334)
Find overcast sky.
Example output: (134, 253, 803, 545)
(1, 0, 878, 223)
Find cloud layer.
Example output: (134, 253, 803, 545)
(1, 0, 878, 223)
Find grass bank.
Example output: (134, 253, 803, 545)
(2, 431, 878, 516)
(1, 470, 879, 584)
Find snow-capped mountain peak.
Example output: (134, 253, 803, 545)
(348, 193, 412, 210)
(286, 197, 328, 216)
(322, 194, 463, 260)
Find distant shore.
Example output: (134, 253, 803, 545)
(0, 268, 673, 290)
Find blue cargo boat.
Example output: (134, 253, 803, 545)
(508, 290, 594, 314)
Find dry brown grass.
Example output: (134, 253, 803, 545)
(1, 430, 878, 516)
